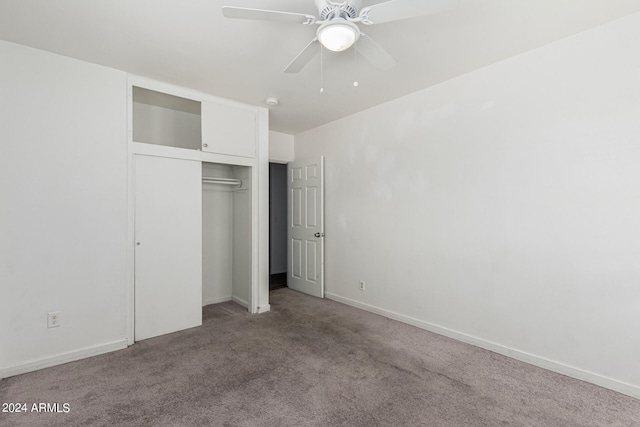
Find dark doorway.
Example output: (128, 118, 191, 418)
(269, 163, 288, 291)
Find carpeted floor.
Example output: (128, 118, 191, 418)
(1, 288, 639, 426)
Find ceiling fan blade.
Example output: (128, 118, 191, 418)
(222, 6, 316, 24)
(284, 39, 320, 73)
(359, 0, 459, 25)
(356, 34, 397, 70)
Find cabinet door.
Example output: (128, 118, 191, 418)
(201, 101, 256, 158)
(134, 154, 202, 341)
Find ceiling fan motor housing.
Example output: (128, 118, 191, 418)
(315, 0, 362, 20)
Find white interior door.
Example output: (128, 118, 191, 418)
(288, 156, 324, 298)
(134, 154, 202, 341)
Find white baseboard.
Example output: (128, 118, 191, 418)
(257, 304, 271, 314)
(203, 295, 232, 306)
(228, 296, 270, 313)
(0, 339, 128, 380)
(325, 292, 640, 399)
(232, 296, 249, 308)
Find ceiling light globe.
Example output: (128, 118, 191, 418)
(317, 20, 360, 52)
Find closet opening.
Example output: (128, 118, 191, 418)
(269, 162, 288, 291)
(202, 162, 252, 308)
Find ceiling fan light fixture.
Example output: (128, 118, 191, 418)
(317, 19, 360, 52)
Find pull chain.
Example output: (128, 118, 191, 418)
(320, 44, 324, 93)
(353, 42, 359, 88)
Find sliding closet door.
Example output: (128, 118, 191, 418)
(134, 154, 202, 341)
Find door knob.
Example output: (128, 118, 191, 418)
(314, 232, 324, 238)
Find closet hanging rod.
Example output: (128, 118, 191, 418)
(202, 177, 242, 186)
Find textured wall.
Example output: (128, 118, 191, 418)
(294, 13, 640, 396)
(0, 41, 128, 373)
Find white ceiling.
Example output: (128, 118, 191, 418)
(1, 0, 640, 135)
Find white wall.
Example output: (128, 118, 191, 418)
(202, 163, 234, 305)
(269, 131, 294, 163)
(295, 12, 640, 397)
(232, 166, 252, 307)
(0, 41, 128, 375)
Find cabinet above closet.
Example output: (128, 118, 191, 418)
(130, 81, 258, 159)
(132, 86, 202, 150)
(202, 102, 256, 158)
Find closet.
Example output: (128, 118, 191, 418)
(129, 80, 263, 341)
(201, 162, 252, 308)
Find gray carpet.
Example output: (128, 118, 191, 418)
(1, 288, 639, 426)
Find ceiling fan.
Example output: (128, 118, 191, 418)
(221, 0, 458, 73)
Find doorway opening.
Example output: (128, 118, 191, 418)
(269, 162, 288, 290)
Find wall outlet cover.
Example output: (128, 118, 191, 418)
(47, 311, 61, 328)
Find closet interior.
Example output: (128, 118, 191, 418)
(202, 162, 252, 308)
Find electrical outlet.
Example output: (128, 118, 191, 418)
(359, 280, 365, 291)
(47, 311, 60, 328)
